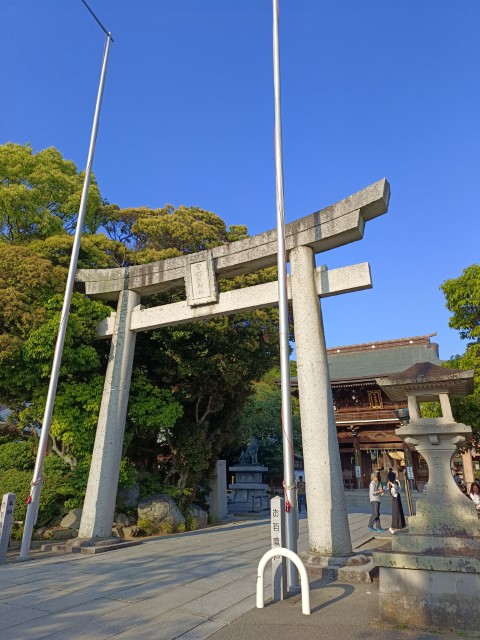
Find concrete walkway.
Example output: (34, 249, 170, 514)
(0, 511, 464, 640)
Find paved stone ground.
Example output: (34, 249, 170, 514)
(0, 511, 472, 640)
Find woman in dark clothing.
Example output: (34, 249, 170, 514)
(388, 480, 406, 533)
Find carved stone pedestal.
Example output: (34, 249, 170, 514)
(300, 550, 374, 583)
(228, 465, 269, 513)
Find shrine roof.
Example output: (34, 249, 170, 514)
(291, 334, 441, 386)
(376, 361, 474, 399)
(327, 334, 441, 383)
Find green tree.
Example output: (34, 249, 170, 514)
(441, 264, 480, 440)
(125, 281, 281, 487)
(100, 203, 249, 265)
(232, 364, 302, 475)
(0, 243, 65, 401)
(0, 141, 281, 514)
(0, 143, 101, 241)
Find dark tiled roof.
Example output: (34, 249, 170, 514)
(376, 362, 475, 400)
(327, 341, 441, 382)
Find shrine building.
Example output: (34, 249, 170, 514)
(292, 333, 445, 488)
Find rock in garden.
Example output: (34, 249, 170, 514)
(114, 513, 130, 527)
(190, 505, 208, 529)
(117, 483, 140, 509)
(60, 508, 83, 530)
(112, 525, 125, 539)
(138, 494, 185, 528)
(43, 527, 77, 540)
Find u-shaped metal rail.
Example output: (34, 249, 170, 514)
(256, 547, 311, 615)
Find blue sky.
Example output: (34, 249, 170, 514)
(2, 1, 479, 360)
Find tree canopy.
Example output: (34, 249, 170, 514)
(232, 363, 301, 476)
(0, 143, 281, 523)
(441, 264, 480, 441)
(0, 143, 102, 240)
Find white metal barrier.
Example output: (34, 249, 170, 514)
(256, 547, 311, 615)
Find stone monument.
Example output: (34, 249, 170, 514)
(208, 460, 229, 522)
(229, 438, 269, 512)
(0, 493, 15, 564)
(375, 363, 480, 631)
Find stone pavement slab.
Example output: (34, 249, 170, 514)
(0, 510, 398, 640)
(208, 579, 472, 640)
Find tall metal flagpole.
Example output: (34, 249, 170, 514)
(20, 15, 113, 560)
(272, 0, 299, 591)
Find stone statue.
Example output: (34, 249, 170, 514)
(238, 437, 258, 465)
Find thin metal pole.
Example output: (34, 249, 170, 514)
(20, 32, 113, 559)
(80, 0, 114, 40)
(272, 0, 299, 591)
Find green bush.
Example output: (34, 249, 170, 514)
(138, 475, 192, 512)
(136, 518, 159, 536)
(10, 523, 24, 540)
(118, 460, 137, 488)
(0, 440, 36, 471)
(185, 515, 198, 532)
(0, 453, 77, 525)
(63, 457, 91, 509)
(136, 518, 178, 536)
(0, 469, 31, 521)
(39, 457, 76, 525)
(157, 522, 173, 535)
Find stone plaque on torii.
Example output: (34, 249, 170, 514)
(75, 179, 390, 567)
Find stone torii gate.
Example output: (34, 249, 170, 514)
(75, 179, 390, 565)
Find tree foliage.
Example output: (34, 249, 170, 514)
(0, 143, 101, 240)
(442, 265, 480, 342)
(232, 364, 302, 475)
(441, 264, 480, 440)
(0, 143, 280, 520)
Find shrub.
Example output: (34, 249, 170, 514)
(118, 460, 137, 488)
(136, 518, 177, 536)
(157, 522, 174, 535)
(10, 523, 24, 540)
(0, 440, 36, 472)
(0, 469, 32, 522)
(185, 515, 198, 532)
(138, 475, 192, 512)
(136, 518, 159, 536)
(0, 454, 77, 525)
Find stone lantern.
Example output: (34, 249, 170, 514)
(375, 362, 479, 631)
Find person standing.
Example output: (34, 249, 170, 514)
(297, 476, 307, 513)
(397, 467, 406, 490)
(469, 483, 480, 512)
(388, 480, 406, 533)
(387, 467, 396, 483)
(379, 467, 388, 489)
(368, 472, 385, 532)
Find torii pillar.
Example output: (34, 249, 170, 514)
(290, 246, 354, 563)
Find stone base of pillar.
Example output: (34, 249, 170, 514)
(375, 556, 480, 632)
(41, 536, 142, 555)
(375, 527, 480, 632)
(300, 550, 374, 583)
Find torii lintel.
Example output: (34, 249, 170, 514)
(76, 178, 389, 301)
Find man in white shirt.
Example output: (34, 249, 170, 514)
(368, 471, 385, 532)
